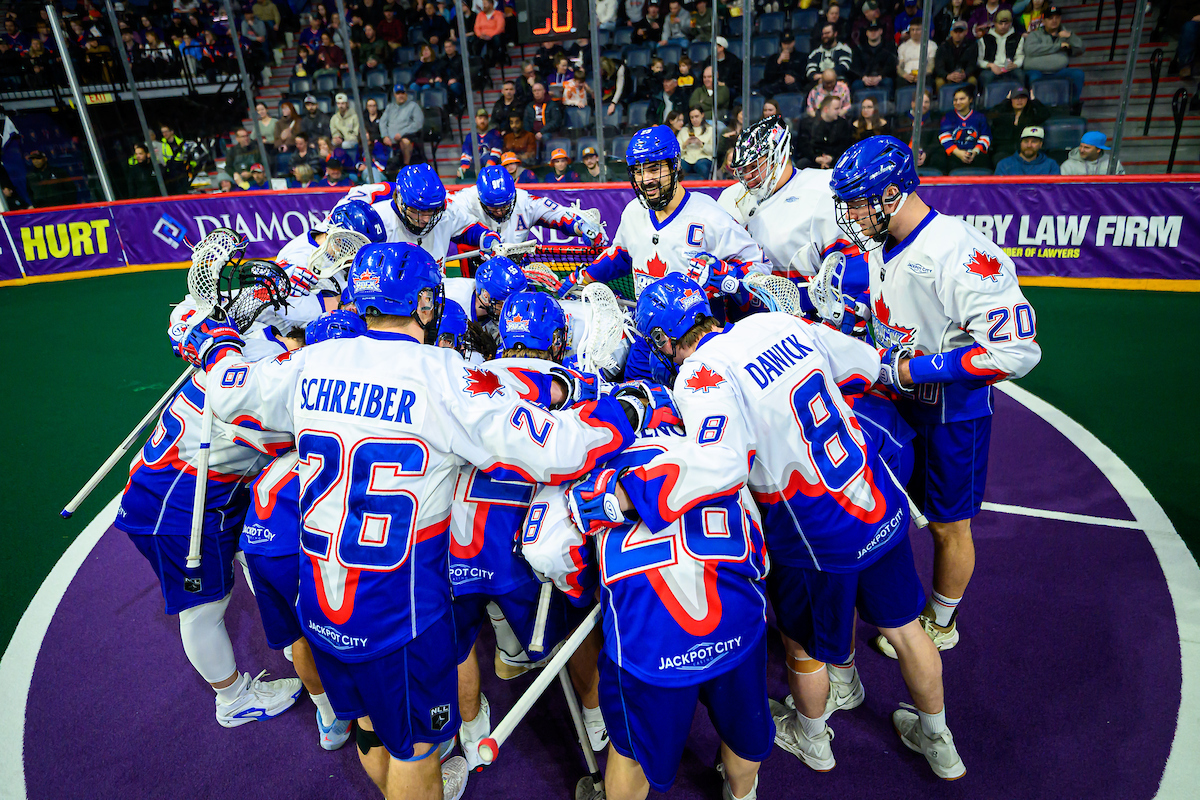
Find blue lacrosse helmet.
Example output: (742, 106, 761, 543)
(635, 273, 712, 375)
(437, 298, 469, 351)
(477, 165, 517, 223)
(626, 125, 682, 212)
(305, 309, 367, 345)
(328, 199, 388, 243)
(351, 243, 445, 341)
(499, 290, 568, 360)
(829, 136, 920, 249)
(339, 280, 355, 310)
(474, 255, 529, 314)
(395, 163, 447, 237)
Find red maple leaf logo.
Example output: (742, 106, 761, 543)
(965, 250, 1003, 282)
(463, 367, 505, 398)
(646, 253, 669, 278)
(873, 294, 915, 343)
(685, 365, 725, 393)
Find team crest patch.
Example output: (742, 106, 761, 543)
(430, 704, 451, 731)
(871, 294, 915, 347)
(646, 253, 669, 277)
(965, 250, 1003, 282)
(680, 287, 706, 310)
(463, 367, 505, 398)
(505, 313, 531, 332)
(685, 366, 725, 393)
(354, 268, 380, 293)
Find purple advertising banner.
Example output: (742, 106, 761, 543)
(1, 180, 1197, 285)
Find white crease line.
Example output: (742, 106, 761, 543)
(980, 501, 1145, 530)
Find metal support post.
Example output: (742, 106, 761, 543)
(908, 0, 936, 165)
(455, 2, 480, 177)
(1109, 0, 1149, 172)
(106, 0, 168, 196)
(222, 0, 274, 181)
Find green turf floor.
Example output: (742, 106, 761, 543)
(0, 275, 1196, 654)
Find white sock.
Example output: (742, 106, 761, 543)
(797, 711, 826, 739)
(178, 594, 237, 684)
(311, 691, 337, 728)
(461, 699, 491, 742)
(829, 650, 856, 684)
(582, 703, 604, 726)
(930, 591, 961, 627)
(919, 707, 947, 738)
(726, 775, 758, 800)
(487, 604, 525, 661)
(213, 674, 244, 703)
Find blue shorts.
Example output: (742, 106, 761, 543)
(908, 415, 992, 523)
(767, 534, 927, 664)
(308, 609, 460, 760)
(452, 579, 593, 664)
(125, 526, 239, 615)
(599, 631, 774, 794)
(244, 552, 302, 650)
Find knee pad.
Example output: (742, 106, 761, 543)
(785, 652, 826, 676)
(357, 726, 384, 756)
(178, 593, 236, 683)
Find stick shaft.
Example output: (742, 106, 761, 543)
(557, 667, 602, 777)
(528, 581, 553, 653)
(61, 366, 195, 518)
(186, 393, 215, 569)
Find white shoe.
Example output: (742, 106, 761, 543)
(459, 694, 492, 772)
(437, 737, 456, 763)
(783, 672, 865, 717)
(215, 670, 302, 728)
(494, 647, 546, 680)
(892, 704, 966, 780)
(441, 755, 470, 800)
(875, 616, 960, 659)
(583, 705, 608, 752)
(769, 699, 835, 771)
(283, 644, 294, 663)
(722, 773, 758, 800)
(317, 710, 352, 751)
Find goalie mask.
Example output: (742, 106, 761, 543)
(731, 115, 793, 203)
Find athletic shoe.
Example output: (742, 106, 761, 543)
(494, 647, 545, 680)
(874, 616, 960, 660)
(459, 694, 492, 772)
(892, 704, 966, 780)
(215, 670, 302, 728)
(782, 672, 865, 718)
(437, 737, 456, 763)
(768, 699, 835, 771)
(441, 756, 470, 800)
(583, 705, 608, 752)
(317, 710, 352, 751)
(722, 773, 758, 800)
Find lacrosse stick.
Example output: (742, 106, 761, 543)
(442, 239, 539, 265)
(478, 604, 601, 765)
(808, 251, 849, 328)
(877, 451, 929, 529)
(557, 667, 605, 800)
(576, 281, 634, 377)
(528, 580, 554, 654)
(744, 272, 805, 317)
(306, 227, 370, 281)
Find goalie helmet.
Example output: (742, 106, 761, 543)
(305, 309, 368, 345)
(395, 163, 447, 237)
(476, 165, 517, 224)
(626, 125, 682, 212)
(731, 115, 792, 203)
(499, 291, 568, 361)
(634, 273, 712, 377)
(329, 200, 387, 243)
(830, 135, 919, 251)
(351, 243, 445, 342)
(474, 256, 528, 314)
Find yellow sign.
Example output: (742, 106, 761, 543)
(84, 92, 114, 105)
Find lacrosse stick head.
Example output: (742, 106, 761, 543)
(576, 282, 632, 378)
(744, 272, 805, 318)
(308, 227, 371, 281)
(806, 251, 847, 326)
(221, 259, 293, 331)
(187, 227, 246, 319)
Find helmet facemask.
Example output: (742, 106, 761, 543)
(833, 184, 910, 252)
(399, 199, 445, 236)
(414, 284, 446, 344)
(628, 157, 681, 212)
(483, 197, 516, 224)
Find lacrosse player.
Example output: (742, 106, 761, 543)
(190, 242, 654, 800)
(831, 137, 1041, 659)
(443, 254, 529, 339)
(449, 164, 608, 247)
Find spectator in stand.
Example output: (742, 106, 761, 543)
(473, 0, 506, 72)
(662, 0, 692, 43)
(24, 38, 54, 89)
(298, 14, 324, 51)
(678, 105, 716, 178)
(577, 145, 608, 182)
(420, 1, 451, 46)
(689, 65, 730, 119)
(317, 31, 346, 73)
(440, 38, 466, 101)
(276, 100, 301, 151)
(504, 113, 537, 164)
(566, 36, 593, 68)
(762, 32, 805, 95)
(2, 18, 28, 53)
(852, 0, 893, 47)
(715, 37, 742, 97)
(294, 43, 320, 77)
(330, 93, 360, 152)
(666, 108, 686, 134)
(546, 148, 581, 182)
(251, 102, 278, 149)
(362, 96, 384, 150)
(1022, 6, 1085, 104)
(523, 83, 563, 146)
(501, 150, 538, 183)
(761, 99, 780, 120)
(940, 85, 991, 168)
(246, 163, 270, 189)
(810, 2, 850, 51)
(897, 20, 936, 85)
(126, 144, 159, 199)
(241, 8, 271, 65)
(600, 57, 628, 114)
(806, 68, 851, 117)
(691, 0, 713, 43)
(315, 136, 350, 172)
(563, 66, 593, 107)
(491, 81, 526, 133)
(676, 55, 695, 90)
(460, 109, 504, 176)
(0, 40, 22, 89)
(360, 0, 386, 26)
(289, 133, 324, 176)
(160, 124, 190, 192)
(853, 96, 889, 140)
(1174, 12, 1200, 78)
(596, 0, 618, 31)
(895, 89, 945, 170)
(534, 40, 567, 78)
(717, 105, 742, 162)
(379, 84, 424, 167)
(318, 158, 355, 186)
(977, 10, 1024, 89)
(934, 0, 972, 43)
(413, 42, 441, 85)
(377, 5, 405, 46)
(625, 0, 647, 25)
(894, 0, 924, 42)
(252, 0, 282, 45)
(288, 162, 317, 188)
(808, 23, 854, 82)
(989, 85, 1049, 164)
(358, 24, 389, 69)
(1020, 0, 1050, 34)
(969, 0, 1012, 41)
(300, 95, 332, 141)
(26, 150, 75, 207)
(851, 20, 897, 93)
(994, 125, 1059, 175)
(548, 55, 573, 90)
(648, 74, 682, 124)
(1062, 130, 1125, 175)
(935, 20, 978, 89)
(226, 128, 259, 182)
(633, 3, 663, 44)
(795, 95, 853, 169)
(212, 172, 240, 193)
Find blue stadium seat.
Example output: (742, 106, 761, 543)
(289, 76, 311, 94)
(626, 99, 651, 130)
(602, 48, 626, 61)
(758, 12, 787, 33)
(421, 86, 447, 109)
(626, 45, 653, 69)
(745, 94, 765, 120)
(751, 36, 781, 61)
(983, 80, 1022, 109)
(1042, 116, 1087, 151)
(393, 67, 414, 87)
(657, 44, 682, 64)
(1031, 77, 1072, 109)
(792, 9, 820, 33)
(894, 84, 918, 116)
(394, 46, 416, 65)
(614, 27, 634, 46)
(725, 40, 744, 60)
(545, 137, 573, 160)
(609, 135, 632, 159)
(771, 91, 805, 120)
(314, 95, 333, 114)
(750, 62, 766, 87)
(600, 103, 624, 133)
(575, 135, 600, 158)
(364, 68, 390, 89)
(565, 106, 593, 130)
(363, 89, 388, 110)
(314, 73, 339, 93)
(938, 82, 970, 110)
(689, 42, 712, 63)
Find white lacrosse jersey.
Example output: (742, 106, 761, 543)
(867, 209, 1041, 423)
(206, 335, 636, 660)
(259, 231, 341, 331)
(584, 189, 769, 297)
(449, 185, 582, 244)
(718, 168, 856, 279)
(619, 313, 910, 573)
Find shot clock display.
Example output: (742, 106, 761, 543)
(516, 0, 590, 43)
